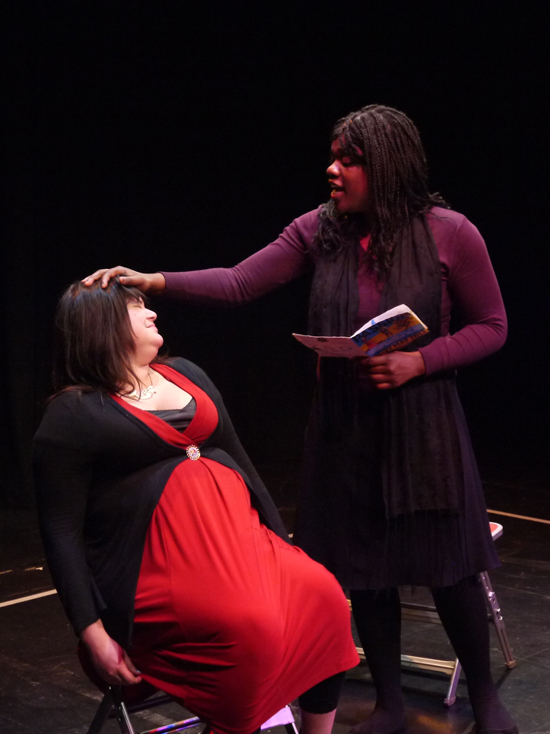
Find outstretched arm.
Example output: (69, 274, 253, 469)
(82, 210, 320, 304)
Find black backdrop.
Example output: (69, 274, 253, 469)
(2, 2, 549, 507)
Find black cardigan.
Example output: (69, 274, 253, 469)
(34, 357, 289, 648)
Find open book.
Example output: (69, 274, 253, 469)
(292, 304, 428, 358)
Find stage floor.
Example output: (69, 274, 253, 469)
(1, 472, 549, 734)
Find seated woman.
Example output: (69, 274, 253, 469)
(34, 279, 359, 734)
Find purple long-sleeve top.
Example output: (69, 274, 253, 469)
(161, 207, 507, 376)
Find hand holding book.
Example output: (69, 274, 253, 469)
(292, 304, 428, 389)
(365, 350, 426, 389)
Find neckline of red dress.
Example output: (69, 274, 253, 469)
(110, 363, 210, 449)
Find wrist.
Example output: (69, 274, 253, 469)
(412, 351, 426, 377)
(151, 272, 166, 294)
(80, 619, 106, 647)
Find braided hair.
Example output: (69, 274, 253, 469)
(314, 104, 448, 275)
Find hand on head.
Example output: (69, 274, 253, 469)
(82, 266, 166, 295)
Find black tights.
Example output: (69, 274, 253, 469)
(298, 671, 346, 714)
(350, 577, 515, 732)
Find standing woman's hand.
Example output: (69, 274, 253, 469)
(363, 351, 426, 390)
(82, 267, 166, 294)
(80, 620, 142, 686)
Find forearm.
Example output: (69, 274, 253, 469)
(38, 510, 103, 636)
(421, 214, 507, 375)
(162, 266, 265, 305)
(162, 253, 308, 305)
(34, 416, 101, 637)
(419, 318, 507, 375)
(161, 211, 317, 305)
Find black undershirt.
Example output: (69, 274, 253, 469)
(147, 398, 197, 432)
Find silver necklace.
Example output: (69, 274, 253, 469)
(126, 370, 156, 401)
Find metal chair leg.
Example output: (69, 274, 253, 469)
(479, 571, 516, 669)
(88, 684, 295, 734)
(261, 704, 299, 734)
(88, 688, 115, 734)
(112, 686, 137, 734)
(444, 659, 462, 707)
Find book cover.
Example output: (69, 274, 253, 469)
(293, 305, 428, 358)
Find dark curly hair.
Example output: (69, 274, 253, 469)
(313, 104, 448, 274)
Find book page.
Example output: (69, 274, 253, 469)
(292, 334, 365, 358)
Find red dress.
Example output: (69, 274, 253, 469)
(126, 368, 359, 734)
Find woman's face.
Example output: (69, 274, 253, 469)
(127, 299, 164, 361)
(327, 138, 369, 214)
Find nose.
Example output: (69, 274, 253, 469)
(327, 160, 340, 178)
(146, 308, 157, 321)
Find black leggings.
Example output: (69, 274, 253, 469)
(298, 671, 346, 714)
(349, 576, 512, 727)
(350, 577, 493, 692)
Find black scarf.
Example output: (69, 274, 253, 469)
(308, 214, 464, 518)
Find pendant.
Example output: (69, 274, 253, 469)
(127, 384, 156, 400)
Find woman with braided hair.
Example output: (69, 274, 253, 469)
(84, 104, 516, 734)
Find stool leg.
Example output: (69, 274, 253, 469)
(87, 688, 115, 734)
(479, 572, 516, 668)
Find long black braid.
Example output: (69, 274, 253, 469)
(313, 104, 448, 275)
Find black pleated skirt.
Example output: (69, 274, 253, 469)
(293, 386, 499, 590)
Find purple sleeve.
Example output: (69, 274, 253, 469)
(419, 215, 507, 375)
(160, 210, 319, 305)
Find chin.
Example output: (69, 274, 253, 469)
(151, 332, 164, 346)
(335, 202, 356, 216)
(147, 341, 163, 360)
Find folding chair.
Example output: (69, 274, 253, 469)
(80, 646, 299, 734)
(87, 686, 298, 734)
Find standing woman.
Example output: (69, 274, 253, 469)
(85, 105, 516, 734)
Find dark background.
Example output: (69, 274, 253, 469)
(2, 1, 548, 508)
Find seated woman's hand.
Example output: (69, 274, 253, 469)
(362, 351, 426, 390)
(82, 266, 166, 294)
(81, 620, 142, 686)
